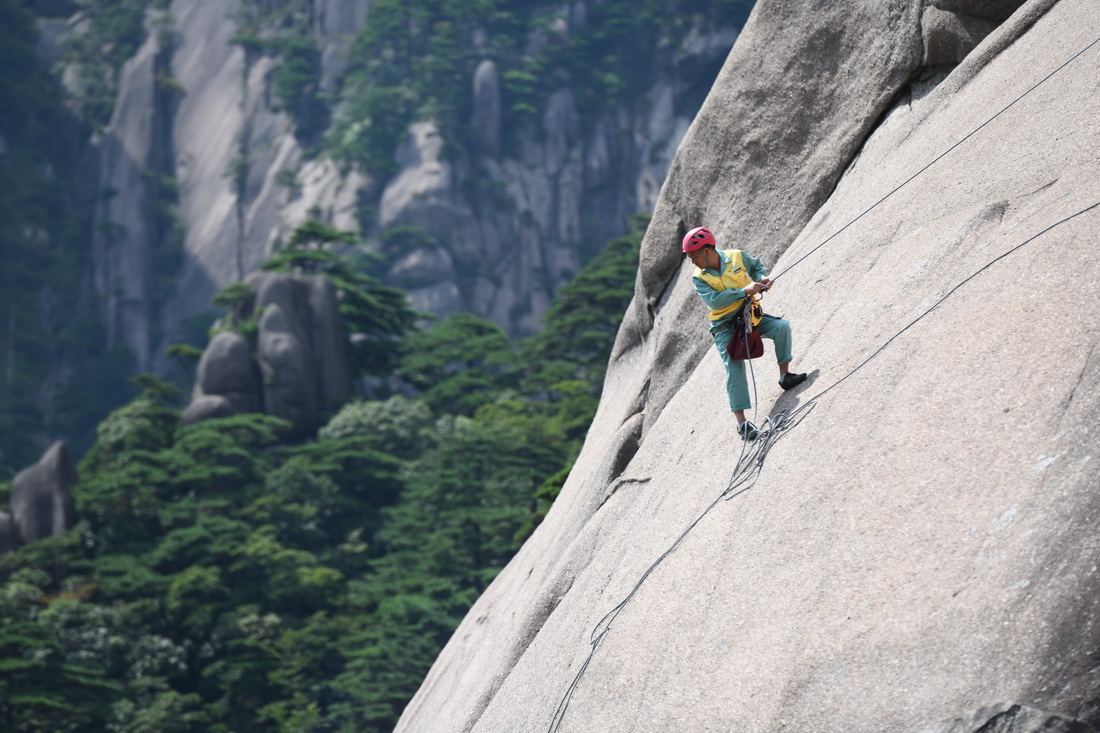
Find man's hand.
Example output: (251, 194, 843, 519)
(759, 277, 773, 292)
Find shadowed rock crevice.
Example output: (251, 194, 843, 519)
(587, 413, 645, 508)
(913, 703, 1097, 733)
(921, 0, 1029, 67)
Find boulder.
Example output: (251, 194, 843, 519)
(180, 393, 238, 425)
(10, 441, 77, 546)
(397, 0, 1100, 732)
(181, 330, 262, 426)
(258, 302, 315, 433)
(182, 273, 349, 435)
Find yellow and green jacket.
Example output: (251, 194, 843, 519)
(692, 249, 768, 326)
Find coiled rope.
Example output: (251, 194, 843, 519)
(546, 31, 1100, 733)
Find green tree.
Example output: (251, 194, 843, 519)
(0, 618, 119, 731)
(329, 407, 564, 731)
(271, 36, 326, 139)
(0, 0, 93, 473)
(319, 395, 435, 460)
(522, 214, 645, 390)
(396, 313, 517, 415)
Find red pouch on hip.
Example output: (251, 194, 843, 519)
(726, 308, 763, 361)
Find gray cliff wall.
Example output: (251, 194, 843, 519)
(93, 0, 372, 372)
(90, 1, 739, 372)
(91, 17, 170, 371)
(396, 0, 1100, 731)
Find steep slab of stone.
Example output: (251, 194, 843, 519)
(396, 0, 1100, 731)
(91, 25, 164, 370)
(618, 0, 932, 440)
(397, 1, 929, 727)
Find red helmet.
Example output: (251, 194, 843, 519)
(682, 226, 716, 253)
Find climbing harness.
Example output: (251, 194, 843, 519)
(546, 28, 1100, 731)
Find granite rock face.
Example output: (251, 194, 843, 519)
(90, 17, 170, 371)
(88, 0, 742, 374)
(183, 272, 350, 436)
(10, 441, 77, 547)
(397, 0, 1100, 731)
(91, 0, 373, 373)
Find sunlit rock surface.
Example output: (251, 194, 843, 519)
(397, 0, 1100, 731)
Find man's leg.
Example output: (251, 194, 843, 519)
(713, 326, 757, 439)
(712, 327, 751, 411)
(757, 315, 806, 389)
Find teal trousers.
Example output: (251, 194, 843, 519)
(710, 314, 793, 412)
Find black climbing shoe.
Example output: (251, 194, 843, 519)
(737, 421, 760, 442)
(779, 372, 807, 391)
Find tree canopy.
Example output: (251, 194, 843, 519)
(0, 216, 643, 732)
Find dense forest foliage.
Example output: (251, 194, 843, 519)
(0, 0, 750, 729)
(0, 215, 645, 731)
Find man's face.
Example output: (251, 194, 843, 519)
(686, 247, 711, 269)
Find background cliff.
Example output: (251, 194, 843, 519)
(93, 0, 746, 372)
(397, 0, 1100, 731)
(0, 0, 749, 472)
(4, 0, 1099, 730)
(0, 2, 755, 729)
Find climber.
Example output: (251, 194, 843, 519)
(683, 226, 807, 441)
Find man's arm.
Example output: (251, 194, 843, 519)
(743, 251, 773, 293)
(743, 252, 769, 281)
